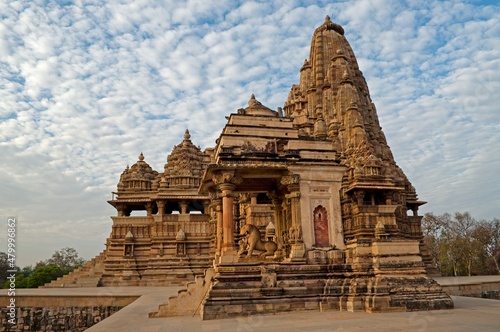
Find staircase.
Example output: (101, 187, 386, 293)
(149, 268, 215, 317)
(41, 250, 106, 288)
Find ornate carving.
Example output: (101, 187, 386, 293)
(163, 129, 208, 189)
(281, 174, 300, 187)
(239, 224, 277, 258)
(288, 225, 303, 243)
(261, 266, 277, 288)
(118, 153, 158, 191)
(237, 236, 248, 257)
(213, 171, 243, 188)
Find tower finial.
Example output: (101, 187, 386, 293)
(248, 94, 262, 107)
(184, 129, 191, 140)
(138, 152, 144, 161)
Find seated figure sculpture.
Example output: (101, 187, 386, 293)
(239, 224, 278, 258)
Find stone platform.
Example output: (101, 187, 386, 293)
(155, 260, 453, 320)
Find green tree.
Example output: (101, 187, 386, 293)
(0, 252, 10, 285)
(3, 247, 87, 288)
(3, 272, 28, 289)
(25, 266, 65, 288)
(36, 247, 86, 271)
(422, 212, 500, 276)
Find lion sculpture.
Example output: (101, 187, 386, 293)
(239, 224, 277, 258)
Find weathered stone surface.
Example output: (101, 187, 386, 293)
(0, 306, 122, 332)
(61, 16, 453, 319)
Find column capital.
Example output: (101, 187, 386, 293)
(219, 182, 236, 193)
(213, 170, 242, 188)
(281, 174, 300, 192)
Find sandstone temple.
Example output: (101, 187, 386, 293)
(45, 16, 453, 318)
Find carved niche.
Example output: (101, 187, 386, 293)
(313, 205, 329, 247)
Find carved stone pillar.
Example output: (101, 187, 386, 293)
(156, 200, 165, 216)
(268, 191, 283, 240)
(269, 191, 284, 259)
(354, 190, 365, 206)
(282, 174, 305, 260)
(282, 175, 301, 242)
(116, 203, 125, 217)
(213, 171, 242, 258)
(180, 200, 188, 214)
(215, 199, 223, 257)
(233, 196, 240, 240)
(203, 201, 210, 215)
(145, 202, 153, 216)
(220, 183, 236, 252)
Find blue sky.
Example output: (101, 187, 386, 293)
(0, 0, 499, 267)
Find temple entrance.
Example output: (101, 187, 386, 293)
(313, 205, 329, 247)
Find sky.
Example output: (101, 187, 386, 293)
(0, 0, 499, 267)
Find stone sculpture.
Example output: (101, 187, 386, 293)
(239, 224, 278, 258)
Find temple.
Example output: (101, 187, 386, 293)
(45, 16, 453, 318)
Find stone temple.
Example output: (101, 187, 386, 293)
(46, 17, 453, 318)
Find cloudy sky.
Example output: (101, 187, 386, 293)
(1, 0, 499, 267)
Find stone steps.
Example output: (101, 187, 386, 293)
(41, 250, 107, 288)
(149, 268, 215, 317)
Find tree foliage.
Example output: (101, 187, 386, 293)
(0, 252, 14, 285)
(35, 247, 86, 270)
(423, 212, 500, 276)
(3, 247, 87, 289)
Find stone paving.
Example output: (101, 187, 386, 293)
(88, 293, 500, 332)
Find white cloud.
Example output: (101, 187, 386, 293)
(0, 0, 499, 266)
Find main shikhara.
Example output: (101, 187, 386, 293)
(46, 17, 453, 318)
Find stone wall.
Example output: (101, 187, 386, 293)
(439, 280, 500, 298)
(480, 290, 500, 300)
(0, 306, 122, 332)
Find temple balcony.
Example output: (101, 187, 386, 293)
(111, 219, 211, 239)
(353, 205, 378, 214)
(151, 220, 210, 236)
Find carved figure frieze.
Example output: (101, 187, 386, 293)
(288, 225, 303, 243)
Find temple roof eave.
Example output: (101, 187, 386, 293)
(407, 200, 427, 207)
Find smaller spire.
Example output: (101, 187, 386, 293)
(325, 15, 331, 22)
(138, 152, 144, 161)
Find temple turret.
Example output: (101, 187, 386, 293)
(162, 129, 208, 189)
(117, 153, 158, 192)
